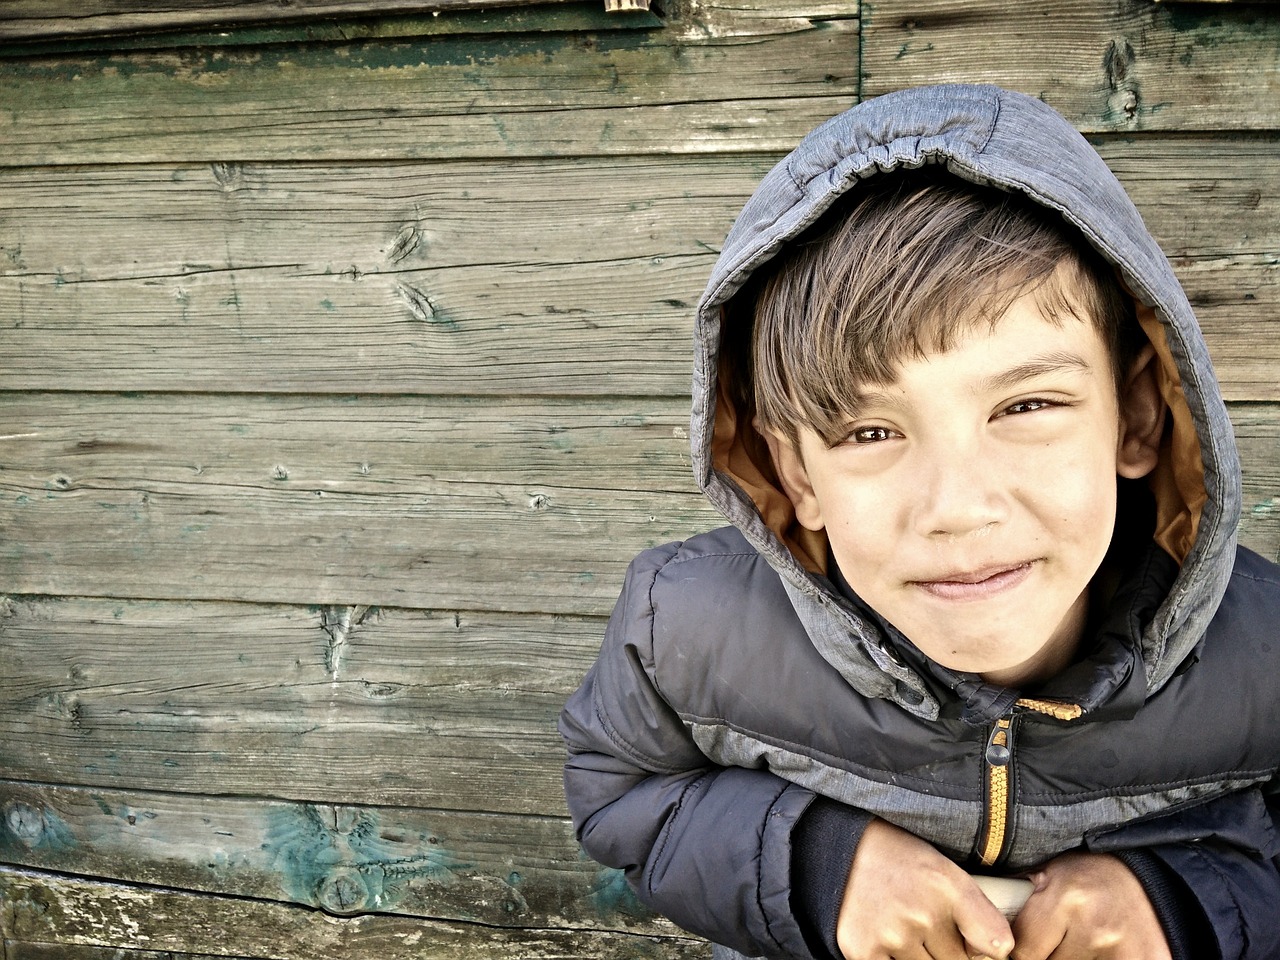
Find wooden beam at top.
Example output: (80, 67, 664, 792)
(0, 0, 580, 42)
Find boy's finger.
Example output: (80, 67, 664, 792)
(1007, 890, 1067, 960)
(922, 925, 986, 960)
(954, 885, 1015, 960)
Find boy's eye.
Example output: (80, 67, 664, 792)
(848, 426, 896, 443)
(1002, 399, 1053, 416)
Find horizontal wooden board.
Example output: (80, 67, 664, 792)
(0, 145, 1276, 399)
(2, 395, 1274, 614)
(0, 394, 719, 613)
(0, 5, 661, 59)
(0, 155, 769, 396)
(1231, 403, 1280, 561)
(0, 781, 674, 933)
(4, 944, 250, 960)
(0, 868, 706, 959)
(862, 0, 1280, 131)
(0, 0, 581, 42)
(0, 3, 859, 165)
(0, 596, 602, 811)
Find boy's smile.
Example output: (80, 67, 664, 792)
(767, 286, 1162, 688)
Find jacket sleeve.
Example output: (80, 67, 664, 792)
(559, 544, 840, 959)
(1100, 787, 1280, 960)
(1148, 787, 1280, 960)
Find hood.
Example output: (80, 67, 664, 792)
(690, 84, 1242, 719)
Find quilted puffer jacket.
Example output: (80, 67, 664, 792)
(560, 85, 1280, 959)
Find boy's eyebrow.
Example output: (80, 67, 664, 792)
(981, 351, 1093, 392)
(841, 351, 1096, 419)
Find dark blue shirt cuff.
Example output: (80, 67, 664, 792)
(790, 798, 872, 960)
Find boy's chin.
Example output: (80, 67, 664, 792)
(923, 639, 1068, 687)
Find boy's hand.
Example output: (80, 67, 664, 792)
(1009, 852, 1172, 960)
(836, 819, 1013, 960)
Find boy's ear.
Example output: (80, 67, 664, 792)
(1115, 343, 1166, 479)
(756, 419, 825, 531)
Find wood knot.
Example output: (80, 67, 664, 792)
(4, 802, 46, 844)
(528, 493, 552, 511)
(315, 869, 371, 915)
(211, 162, 244, 191)
(387, 224, 423, 264)
(1102, 38, 1140, 122)
(396, 282, 455, 328)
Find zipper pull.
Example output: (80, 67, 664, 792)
(985, 718, 1012, 766)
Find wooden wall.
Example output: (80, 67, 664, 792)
(0, 0, 1276, 956)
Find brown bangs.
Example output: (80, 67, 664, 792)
(745, 170, 1137, 447)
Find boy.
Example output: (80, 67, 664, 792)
(559, 85, 1280, 959)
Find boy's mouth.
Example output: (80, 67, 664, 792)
(912, 562, 1034, 601)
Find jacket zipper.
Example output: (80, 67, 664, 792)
(976, 698, 1083, 868)
(978, 712, 1016, 867)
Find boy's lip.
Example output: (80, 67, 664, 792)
(911, 561, 1035, 601)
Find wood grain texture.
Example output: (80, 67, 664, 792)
(0, 394, 718, 613)
(861, 0, 1280, 131)
(0, 595, 601, 811)
(0, 781, 674, 932)
(4, 944, 250, 960)
(0, 867, 707, 959)
(0, 0, 580, 41)
(0, 145, 1275, 398)
(0, 156, 767, 396)
(0, 3, 859, 165)
(2, 395, 1274, 614)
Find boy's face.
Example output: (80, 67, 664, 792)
(767, 287, 1161, 687)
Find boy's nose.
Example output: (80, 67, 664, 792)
(912, 445, 1010, 538)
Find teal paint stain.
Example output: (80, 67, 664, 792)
(320, 298, 336, 312)
(589, 866, 651, 920)
(265, 805, 464, 916)
(2, 802, 76, 854)
(14, 495, 29, 505)
(228, 424, 249, 436)
(93, 796, 113, 816)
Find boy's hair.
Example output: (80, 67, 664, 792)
(746, 169, 1141, 447)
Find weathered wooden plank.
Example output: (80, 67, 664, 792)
(0, 5, 859, 165)
(0, 596, 603, 811)
(1, 144, 1275, 399)
(0, 5, 660, 58)
(0, 156, 769, 396)
(0, 396, 1275, 615)
(0, 868, 707, 959)
(0, 781, 671, 933)
(0, 0, 581, 42)
(862, 0, 1280, 131)
(0, 394, 718, 613)
(4, 944, 251, 960)
(1232, 403, 1280, 561)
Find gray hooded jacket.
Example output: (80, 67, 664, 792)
(560, 85, 1280, 959)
